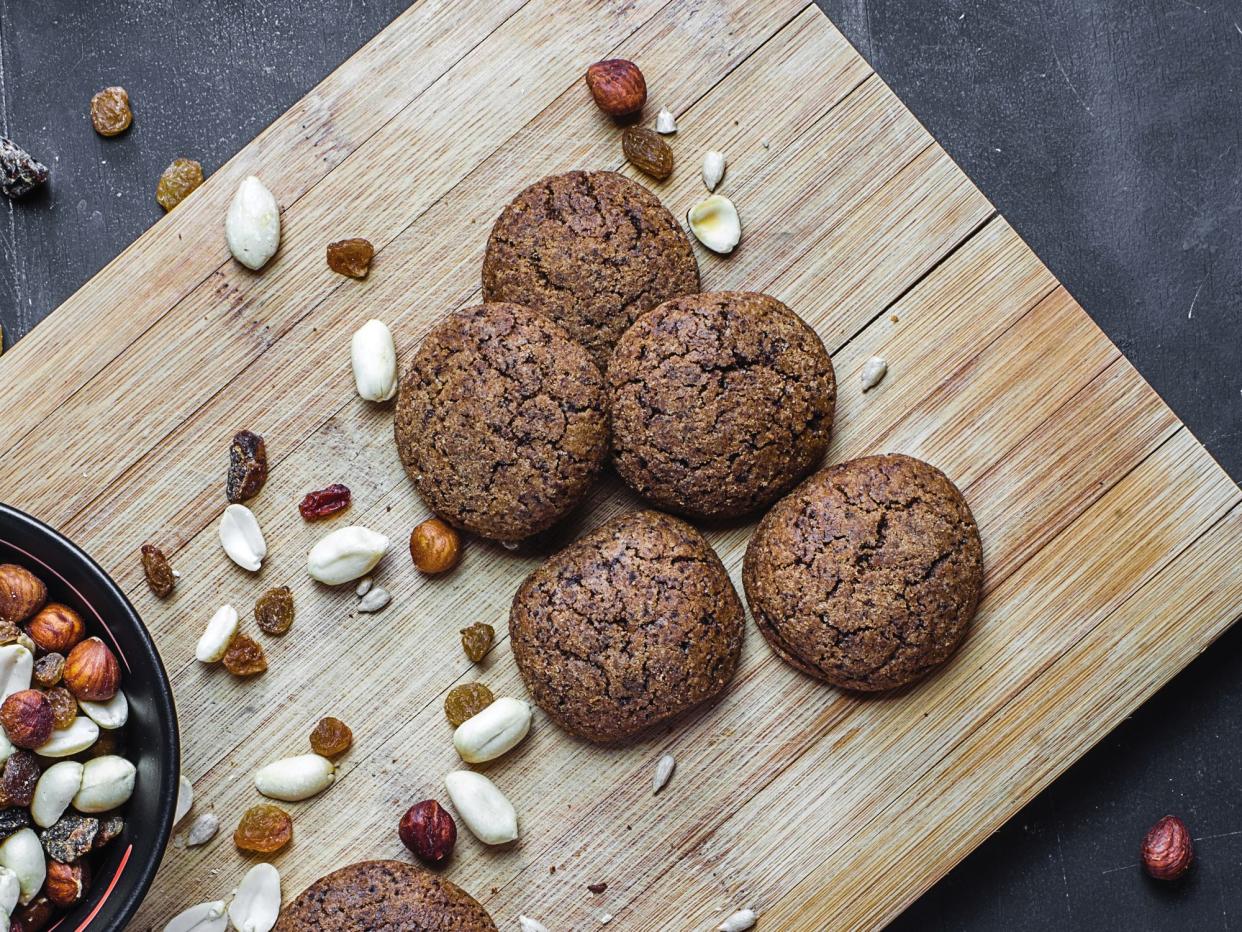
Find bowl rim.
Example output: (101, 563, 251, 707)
(0, 502, 179, 931)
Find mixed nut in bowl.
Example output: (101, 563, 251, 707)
(0, 503, 178, 930)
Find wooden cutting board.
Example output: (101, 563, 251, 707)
(0, 2, 1237, 928)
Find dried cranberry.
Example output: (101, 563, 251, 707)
(299, 484, 351, 520)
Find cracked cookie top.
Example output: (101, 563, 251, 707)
(509, 509, 744, 743)
(481, 170, 700, 368)
(394, 302, 609, 542)
(608, 291, 836, 520)
(742, 454, 983, 691)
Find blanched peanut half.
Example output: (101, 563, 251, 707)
(254, 754, 334, 802)
(225, 176, 280, 271)
(74, 755, 137, 812)
(35, 716, 99, 758)
(228, 863, 281, 932)
(0, 829, 44, 905)
(218, 506, 266, 573)
(31, 761, 84, 828)
(350, 319, 398, 402)
(452, 698, 531, 764)
(78, 689, 128, 729)
(162, 900, 228, 932)
(444, 770, 518, 845)
(0, 866, 17, 917)
(0, 731, 13, 769)
(306, 526, 389, 585)
(0, 646, 33, 702)
(195, 606, 239, 663)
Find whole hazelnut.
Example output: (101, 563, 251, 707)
(0, 690, 54, 749)
(585, 59, 647, 117)
(0, 565, 46, 625)
(399, 799, 456, 866)
(409, 519, 461, 575)
(1142, 815, 1193, 880)
(10, 896, 55, 932)
(63, 637, 121, 702)
(26, 603, 86, 654)
(44, 859, 90, 907)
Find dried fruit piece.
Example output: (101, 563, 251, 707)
(90, 87, 132, 136)
(93, 814, 124, 850)
(298, 484, 351, 521)
(226, 430, 268, 503)
(39, 815, 98, 863)
(0, 138, 49, 199)
(0, 809, 30, 843)
(156, 158, 204, 211)
(308, 717, 352, 757)
(141, 543, 176, 598)
(1142, 815, 1193, 880)
(399, 800, 456, 866)
(622, 126, 673, 180)
(233, 804, 292, 854)
(254, 587, 294, 636)
(585, 59, 646, 116)
(222, 634, 267, 677)
(31, 654, 63, 690)
(0, 753, 40, 809)
(10, 895, 55, 932)
(0, 691, 53, 748)
(410, 519, 461, 575)
(326, 239, 374, 278)
(0, 623, 22, 647)
(460, 623, 494, 663)
(44, 688, 76, 731)
(444, 682, 495, 727)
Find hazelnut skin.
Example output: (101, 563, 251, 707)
(1142, 815, 1193, 880)
(63, 637, 121, 702)
(409, 519, 461, 575)
(26, 603, 86, 654)
(0, 690, 54, 749)
(585, 59, 647, 117)
(399, 799, 456, 866)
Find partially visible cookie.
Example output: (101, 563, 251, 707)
(394, 303, 609, 543)
(743, 455, 983, 691)
(608, 291, 836, 520)
(509, 509, 744, 743)
(482, 170, 700, 368)
(274, 860, 497, 931)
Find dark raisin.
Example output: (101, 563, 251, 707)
(93, 814, 124, 850)
(0, 808, 30, 843)
(40, 815, 99, 863)
(0, 137, 48, 199)
(0, 752, 40, 808)
(32, 653, 64, 689)
(298, 484, 351, 521)
(326, 239, 374, 278)
(226, 430, 268, 503)
(254, 587, 294, 636)
(141, 543, 176, 598)
(622, 126, 673, 180)
(10, 896, 54, 932)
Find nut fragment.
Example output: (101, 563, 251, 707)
(186, 812, 219, 847)
(196, 605, 240, 663)
(398, 799, 456, 866)
(156, 157, 205, 211)
(717, 908, 757, 931)
(63, 637, 120, 701)
(355, 577, 373, 597)
(0, 828, 43, 904)
(702, 150, 726, 191)
(228, 862, 281, 932)
(308, 526, 390, 585)
(452, 697, 531, 764)
(44, 858, 89, 908)
(410, 519, 460, 575)
(519, 917, 549, 932)
(357, 586, 391, 613)
(163, 900, 228, 932)
(226, 175, 281, 271)
(31, 762, 84, 829)
(219, 504, 267, 572)
(443, 770, 518, 845)
(93, 813, 124, 850)
(622, 126, 674, 180)
(0, 567, 44, 626)
(0, 692, 52, 749)
(655, 107, 677, 133)
(78, 689, 128, 730)
(34, 717, 100, 758)
(860, 356, 888, 392)
(25, 603, 85, 655)
(140, 546, 177, 598)
(226, 430, 268, 503)
(351, 318, 398, 402)
(652, 752, 676, 794)
(327, 238, 375, 278)
(73, 755, 137, 813)
(585, 59, 647, 116)
(1142, 815, 1193, 880)
(254, 753, 335, 802)
(687, 194, 741, 254)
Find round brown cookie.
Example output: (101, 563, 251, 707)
(743, 454, 983, 692)
(608, 291, 836, 520)
(482, 170, 700, 368)
(274, 860, 497, 932)
(509, 509, 744, 743)
(394, 302, 609, 542)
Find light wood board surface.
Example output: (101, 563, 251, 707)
(0, 2, 1238, 929)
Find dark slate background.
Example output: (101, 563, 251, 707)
(0, 2, 1238, 929)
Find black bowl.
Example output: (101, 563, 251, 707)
(0, 503, 178, 930)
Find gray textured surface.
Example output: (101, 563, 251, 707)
(0, 2, 1238, 929)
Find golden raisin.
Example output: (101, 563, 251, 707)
(32, 654, 64, 689)
(155, 158, 204, 211)
(90, 87, 132, 137)
(222, 634, 267, 677)
(140, 543, 176, 598)
(459, 623, 494, 663)
(326, 239, 374, 278)
(444, 682, 494, 726)
(622, 126, 673, 180)
(234, 804, 293, 854)
(308, 717, 353, 757)
(44, 688, 76, 730)
(254, 587, 294, 636)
